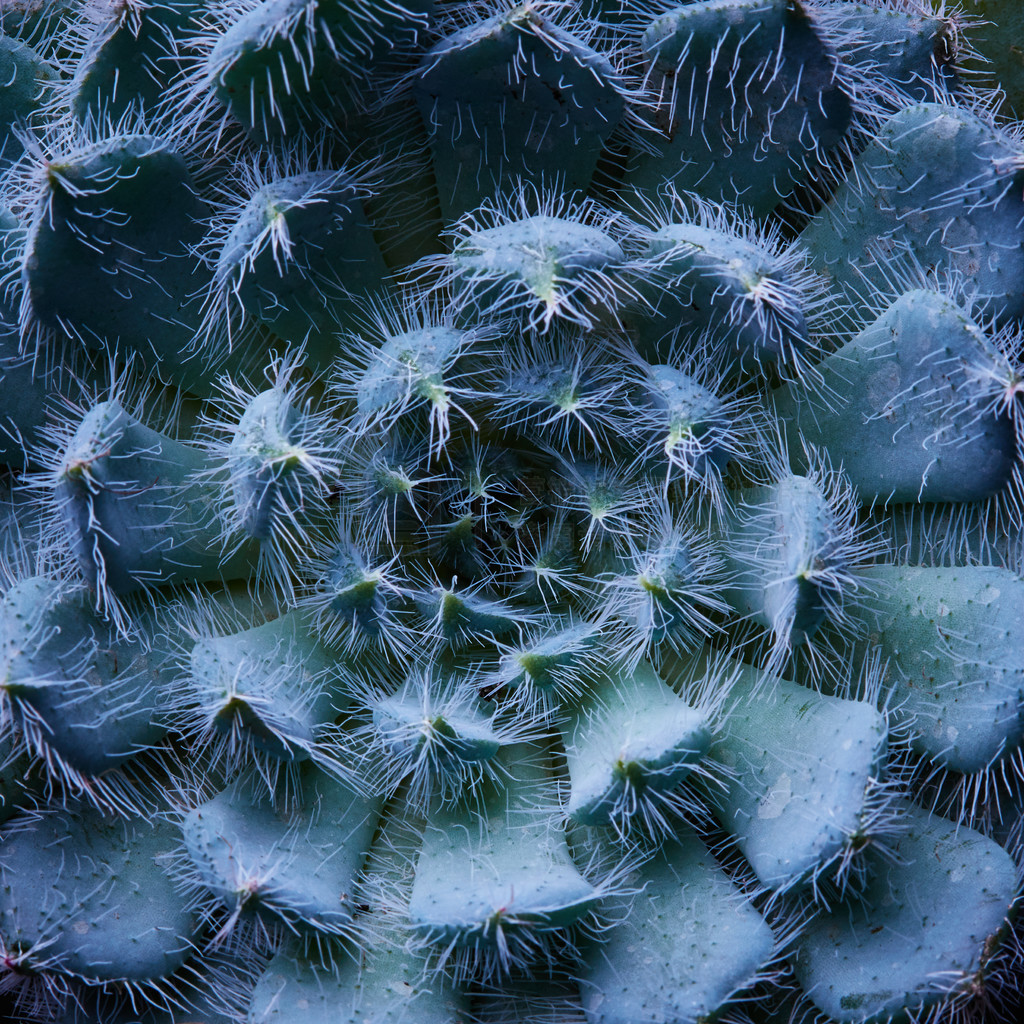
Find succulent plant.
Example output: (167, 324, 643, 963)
(2, 2, 1024, 1023)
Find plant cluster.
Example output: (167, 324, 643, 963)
(2, 2, 1024, 1023)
